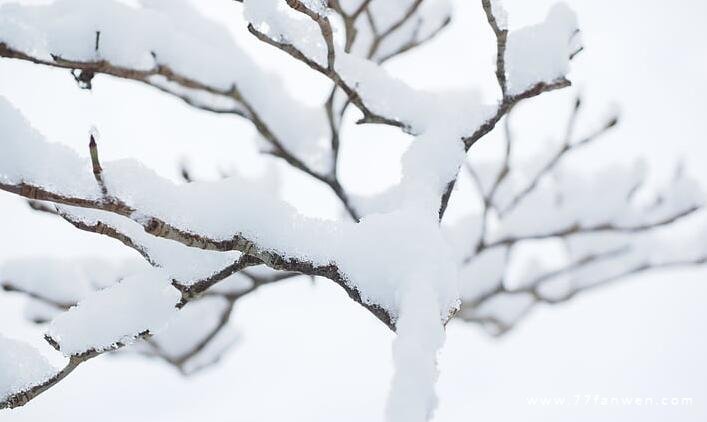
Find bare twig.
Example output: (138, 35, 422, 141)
(481, 0, 508, 96)
(89, 133, 108, 196)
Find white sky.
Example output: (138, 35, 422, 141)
(1, 0, 706, 421)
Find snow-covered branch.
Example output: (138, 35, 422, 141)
(0, 0, 363, 219)
(0, 229, 299, 408)
(453, 96, 706, 335)
(1, 1, 704, 421)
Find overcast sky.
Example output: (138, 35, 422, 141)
(1, 0, 706, 421)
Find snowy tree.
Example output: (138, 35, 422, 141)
(0, 0, 705, 420)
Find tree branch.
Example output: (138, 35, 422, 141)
(481, 0, 508, 96)
(484, 204, 700, 249)
(498, 97, 618, 216)
(0, 178, 393, 330)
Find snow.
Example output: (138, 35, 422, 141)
(180, 326, 240, 375)
(335, 209, 461, 317)
(1, 259, 94, 305)
(150, 296, 230, 361)
(58, 205, 244, 286)
(504, 238, 568, 291)
(505, 3, 579, 96)
(23, 300, 62, 324)
(46, 268, 180, 356)
(243, 0, 492, 134)
(386, 283, 445, 422)
(452, 136, 704, 335)
(209, 272, 254, 295)
(302, 0, 328, 15)
(5, 130, 465, 323)
(1, 90, 464, 420)
(149, 296, 239, 374)
(454, 214, 707, 334)
(244, 0, 330, 67)
(459, 247, 507, 302)
(0, 0, 580, 416)
(147, 75, 246, 114)
(0, 257, 127, 306)
(490, 0, 508, 30)
(491, 158, 702, 242)
(1, 1, 702, 420)
(0, 0, 238, 87)
(442, 215, 483, 262)
(390, 2, 451, 57)
(466, 292, 534, 333)
(344, 0, 453, 62)
(242, 0, 495, 224)
(0, 0, 332, 174)
(0, 98, 99, 198)
(333, 0, 452, 62)
(0, 334, 58, 403)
